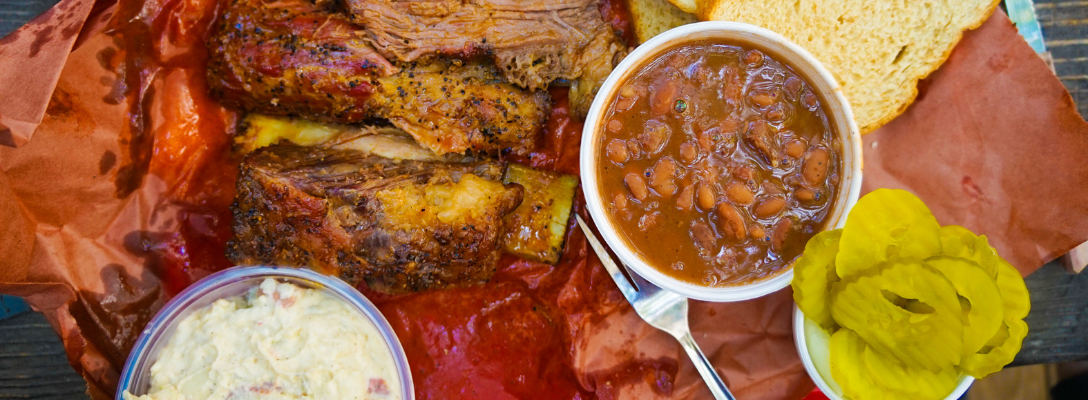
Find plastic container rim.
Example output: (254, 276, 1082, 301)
(115, 266, 415, 400)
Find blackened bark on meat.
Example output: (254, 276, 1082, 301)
(206, 0, 396, 122)
(372, 61, 549, 156)
(205, 0, 549, 155)
(227, 144, 525, 293)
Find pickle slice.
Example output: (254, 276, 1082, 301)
(938, 225, 973, 254)
(793, 229, 843, 330)
(836, 189, 941, 278)
(995, 259, 1030, 320)
(863, 345, 959, 400)
(960, 319, 1028, 378)
(926, 256, 1003, 357)
(938, 225, 998, 279)
(984, 322, 1011, 350)
(831, 327, 959, 400)
(958, 258, 1030, 378)
(830, 329, 883, 400)
(830, 258, 963, 372)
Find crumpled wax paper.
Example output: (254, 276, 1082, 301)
(1, 2, 1087, 399)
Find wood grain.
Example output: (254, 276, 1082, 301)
(967, 364, 1059, 400)
(0, 312, 90, 399)
(1037, 0, 1088, 118)
(0, 0, 62, 39)
(1014, 261, 1088, 366)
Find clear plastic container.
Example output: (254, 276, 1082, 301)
(116, 266, 414, 400)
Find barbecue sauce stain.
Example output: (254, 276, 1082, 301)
(0, 29, 19, 47)
(102, 0, 157, 199)
(103, 0, 232, 198)
(100, 0, 236, 323)
(69, 264, 163, 393)
(112, 84, 156, 198)
(60, 19, 83, 40)
(26, 7, 58, 58)
(105, 0, 238, 290)
(597, 0, 634, 47)
(24, 0, 85, 58)
(99, 151, 117, 175)
(588, 358, 679, 398)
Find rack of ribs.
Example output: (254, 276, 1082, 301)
(210, 0, 623, 292)
(205, 0, 550, 155)
(227, 143, 524, 293)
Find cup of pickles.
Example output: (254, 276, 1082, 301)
(791, 189, 1030, 400)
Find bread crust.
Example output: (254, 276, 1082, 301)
(857, 0, 1002, 134)
(693, 0, 1003, 134)
(627, 0, 699, 43)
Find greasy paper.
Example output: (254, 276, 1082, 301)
(0, 0, 103, 147)
(0, 3, 1085, 400)
(860, 10, 1088, 276)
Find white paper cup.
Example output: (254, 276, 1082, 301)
(793, 306, 974, 399)
(580, 22, 864, 302)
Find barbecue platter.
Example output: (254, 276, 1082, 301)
(0, 0, 1062, 397)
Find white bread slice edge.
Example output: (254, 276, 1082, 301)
(627, 0, 699, 44)
(701, 0, 1002, 133)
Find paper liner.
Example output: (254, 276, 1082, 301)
(861, 10, 1088, 276)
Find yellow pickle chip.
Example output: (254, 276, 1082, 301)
(863, 344, 959, 400)
(793, 229, 843, 330)
(830, 329, 882, 400)
(794, 189, 1032, 395)
(959, 258, 1030, 378)
(830, 258, 963, 372)
(995, 259, 1031, 321)
(960, 319, 1028, 378)
(835, 189, 941, 278)
(925, 256, 1003, 357)
(938, 225, 999, 279)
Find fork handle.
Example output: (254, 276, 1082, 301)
(677, 331, 737, 400)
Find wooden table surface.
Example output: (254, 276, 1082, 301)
(2, 0, 1088, 399)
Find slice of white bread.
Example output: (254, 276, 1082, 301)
(627, 0, 698, 43)
(699, 0, 1001, 133)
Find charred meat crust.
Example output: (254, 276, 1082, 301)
(372, 61, 550, 156)
(205, 0, 395, 122)
(227, 144, 525, 293)
(205, 0, 549, 155)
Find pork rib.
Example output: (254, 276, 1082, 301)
(227, 143, 524, 293)
(205, 0, 549, 155)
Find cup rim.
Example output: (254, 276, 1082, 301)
(792, 306, 975, 399)
(579, 21, 864, 302)
(115, 266, 415, 400)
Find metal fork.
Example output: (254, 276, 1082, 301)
(576, 215, 736, 400)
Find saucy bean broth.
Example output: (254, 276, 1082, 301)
(597, 41, 842, 287)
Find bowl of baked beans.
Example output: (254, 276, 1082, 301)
(580, 22, 863, 302)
